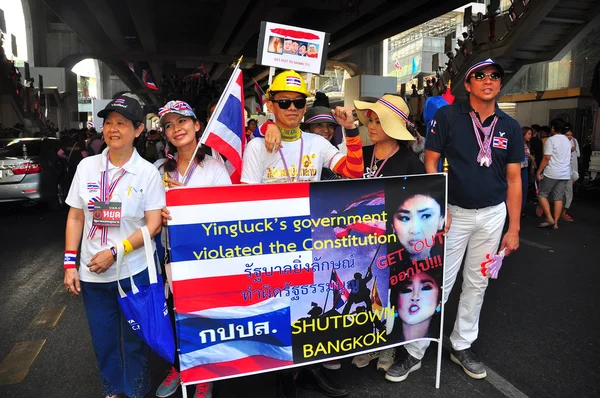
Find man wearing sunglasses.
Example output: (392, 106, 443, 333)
(391, 59, 523, 383)
(242, 69, 363, 185)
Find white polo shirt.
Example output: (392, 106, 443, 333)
(66, 148, 166, 283)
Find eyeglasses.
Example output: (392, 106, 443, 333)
(471, 71, 502, 81)
(271, 98, 307, 110)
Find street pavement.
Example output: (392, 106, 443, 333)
(0, 192, 599, 398)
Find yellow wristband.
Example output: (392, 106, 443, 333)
(123, 239, 134, 255)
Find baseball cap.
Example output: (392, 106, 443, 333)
(158, 100, 197, 125)
(97, 96, 145, 123)
(465, 58, 505, 80)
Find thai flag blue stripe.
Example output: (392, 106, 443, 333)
(169, 215, 311, 262)
(217, 94, 243, 142)
(177, 306, 292, 354)
(179, 340, 293, 370)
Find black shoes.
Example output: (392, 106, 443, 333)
(450, 347, 487, 379)
(297, 366, 349, 397)
(276, 366, 349, 398)
(276, 370, 298, 398)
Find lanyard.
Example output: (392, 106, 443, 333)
(102, 154, 127, 205)
(369, 144, 398, 178)
(278, 137, 304, 182)
(469, 111, 498, 167)
(87, 152, 127, 245)
(173, 157, 199, 186)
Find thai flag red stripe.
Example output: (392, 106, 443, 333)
(172, 272, 313, 310)
(166, 182, 309, 207)
(181, 355, 293, 382)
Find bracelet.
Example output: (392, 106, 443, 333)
(123, 239, 134, 255)
(64, 250, 77, 269)
(110, 246, 117, 261)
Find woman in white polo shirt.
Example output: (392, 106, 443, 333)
(63, 95, 165, 398)
(153, 100, 231, 398)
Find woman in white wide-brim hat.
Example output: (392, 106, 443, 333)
(354, 94, 424, 179)
(349, 93, 425, 374)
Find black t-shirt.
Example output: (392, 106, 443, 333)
(363, 144, 425, 178)
(425, 102, 523, 209)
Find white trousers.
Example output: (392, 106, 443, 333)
(405, 202, 506, 359)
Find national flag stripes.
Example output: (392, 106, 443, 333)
(200, 66, 245, 184)
(167, 183, 314, 383)
(286, 76, 302, 87)
(493, 136, 508, 149)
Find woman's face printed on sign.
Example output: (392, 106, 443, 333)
(392, 194, 444, 259)
(397, 272, 440, 326)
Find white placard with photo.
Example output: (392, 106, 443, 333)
(257, 21, 329, 75)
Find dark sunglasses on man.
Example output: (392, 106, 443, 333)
(471, 71, 502, 81)
(271, 98, 307, 110)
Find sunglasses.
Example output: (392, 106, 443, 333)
(471, 71, 502, 81)
(272, 98, 307, 110)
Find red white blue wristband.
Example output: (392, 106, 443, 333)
(64, 250, 77, 269)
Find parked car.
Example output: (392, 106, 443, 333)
(0, 137, 69, 210)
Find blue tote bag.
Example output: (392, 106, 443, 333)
(116, 226, 175, 364)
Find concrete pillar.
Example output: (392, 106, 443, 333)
(343, 42, 384, 76)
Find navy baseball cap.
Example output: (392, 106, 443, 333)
(465, 58, 505, 80)
(98, 96, 145, 123)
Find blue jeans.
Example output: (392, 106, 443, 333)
(521, 167, 528, 212)
(81, 270, 152, 398)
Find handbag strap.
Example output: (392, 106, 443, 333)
(116, 241, 139, 298)
(141, 226, 158, 284)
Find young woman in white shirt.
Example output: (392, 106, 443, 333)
(154, 100, 231, 398)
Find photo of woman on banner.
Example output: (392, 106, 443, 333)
(389, 268, 442, 342)
(384, 177, 446, 271)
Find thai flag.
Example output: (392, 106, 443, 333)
(493, 136, 508, 149)
(167, 183, 314, 383)
(330, 270, 349, 310)
(87, 120, 94, 129)
(331, 191, 386, 238)
(142, 69, 159, 91)
(394, 58, 401, 70)
(286, 77, 302, 87)
(125, 61, 135, 74)
(200, 67, 245, 184)
(114, 98, 126, 105)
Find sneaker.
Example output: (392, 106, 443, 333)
(322, 360, 341, 370)
(156, 367, 180, 397)
(352, 351, 380, 368)
(561, 213, 574, 222)
(450, 348, 487, 379)
(194, 382, 213, 398)
(384, 352, 421, 382)
(376, 348, 395, 372)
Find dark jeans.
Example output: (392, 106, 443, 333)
(81, 270, 152, 398)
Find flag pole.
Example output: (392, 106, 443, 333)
(181, 56, 244, 180)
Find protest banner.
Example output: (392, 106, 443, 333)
(166, 174, 447, 387)
(256, 21, 329, 75)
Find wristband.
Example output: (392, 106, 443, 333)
(123, 239, 134, 255)
(110, 246, 117, 261)
(344, 127, 360, 137)
(64, 250, 77, 269)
